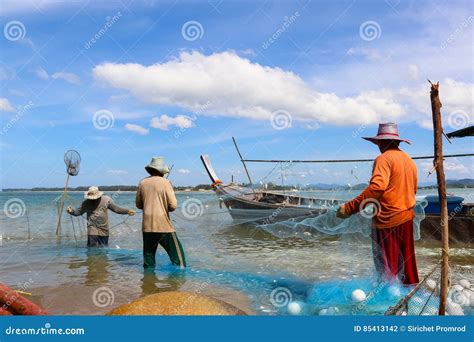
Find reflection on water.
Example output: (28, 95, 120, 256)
(0, 190, 473, 315)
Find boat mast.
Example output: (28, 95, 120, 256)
(428, 80, 449, 315)
(232, 137, 254, 188)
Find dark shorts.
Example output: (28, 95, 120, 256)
(87, 235, 109, 247)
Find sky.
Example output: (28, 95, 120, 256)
(0, 0, 472, 189)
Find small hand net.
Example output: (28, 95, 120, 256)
(64, 150, 81, 176)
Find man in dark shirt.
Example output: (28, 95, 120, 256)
(67, 186, 135, 247)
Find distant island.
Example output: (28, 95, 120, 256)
(2, 179, 473, 192)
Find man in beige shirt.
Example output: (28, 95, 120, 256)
(136, 157, 186, 269)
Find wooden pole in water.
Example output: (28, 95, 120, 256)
(429, 80, 449, 315)
(56, 173, 70, 236)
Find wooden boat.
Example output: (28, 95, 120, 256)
(201, 154, 344, 224)
(200, 154, 473, 243)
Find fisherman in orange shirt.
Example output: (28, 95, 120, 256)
(337, 123, 419, 285)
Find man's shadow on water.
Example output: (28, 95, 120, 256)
(140, 267, 186, 297)
(68, 248, 111, 286)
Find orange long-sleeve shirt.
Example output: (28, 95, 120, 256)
(342, 148, 418, 228)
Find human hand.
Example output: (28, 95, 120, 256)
(336, 205, 350, 219)
(128, 210, 136, 216)
(66, 206, 73, 214)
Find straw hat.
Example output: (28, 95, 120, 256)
(362, 123, 411, 145)
(84, 186, 103, 200)
(145, 157, 170, 176)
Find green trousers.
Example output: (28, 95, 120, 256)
(143, 232, 186, 269)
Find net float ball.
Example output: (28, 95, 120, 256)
(287, 302, 302, 315)
(426, 279, 437, 291)
(351, 289, 366, 303)
(458, 279, 471, 289)
(446, 301, 464, 316)
(450, 284, 464, 293)
(319, 308, 328, 316)
(326, 306, 339, 315)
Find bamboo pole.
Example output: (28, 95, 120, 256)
(428, 80, 449, 315)
(232, 137, 254, 187)
(56, 173, 70, 236)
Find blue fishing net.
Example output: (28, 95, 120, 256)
(257, 200, 427, 241)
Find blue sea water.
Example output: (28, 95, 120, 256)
(0, 189, 472, 315)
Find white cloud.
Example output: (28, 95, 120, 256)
(93, 51, 407, 126)
(107, 169, 128, 175)
(150, 114, 194, 130)
(52, 72, 80, 84)
(420, 159, 473, 176)
(178, 168, 190, 174)
(124, 123, 149, 135)
(35, 67, 49, 80)
(399, 78, 474, 130)
(0, 98, 15, 112)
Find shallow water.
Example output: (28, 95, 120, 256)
(0, 189, 472, 315)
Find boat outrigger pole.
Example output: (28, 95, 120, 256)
(232, 137, 254, 187)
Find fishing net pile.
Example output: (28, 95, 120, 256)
(385, 263, 473, 316)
